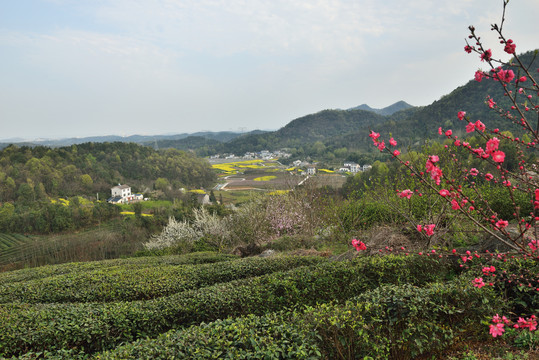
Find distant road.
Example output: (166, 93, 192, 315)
(297, 176, 309, 186)
(214, 176, 245, 191)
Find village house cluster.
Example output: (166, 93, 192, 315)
(289, 160, 371, 175)
(338, 162, 372, 173)
(209, 150, 292, 161)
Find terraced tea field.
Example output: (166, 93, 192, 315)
(0, 222, 139, 272)
(0, 233, 38, 265)
(0, 249, 536, 358)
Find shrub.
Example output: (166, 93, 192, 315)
(143, 207, 231, 252)
(338, 198, 396, 232)
(0, 252, 237, 285)
(302, 277, 503, 359)
(142, 216, 198, 252)
(460, 254, 539, 316)
(227, 196, 273, 246)
(96, 313, 321, 360)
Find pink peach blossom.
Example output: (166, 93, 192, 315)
(425, 224, 435, 236)
(474, 120, 486, 132)
(492, 151, 505, 163)
(474, 70, 484, 82)
(369, 131, 380, 140)
(473, 277, 485, 288)
(481, 49, 492, 61)
(504, 39, 516, 54)
(486, 137, 499, 154)
(490, 323, 505, 337)
(495, 219, 509, 229)
(399, 189, 413, 199)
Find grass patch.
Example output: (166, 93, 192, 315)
(214, 190, 256, 205)
(118, 200, 173, 212)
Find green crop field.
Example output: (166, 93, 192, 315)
(0, 250, 535, 359)
(0, 233, 36, 250)
(0, 234, 38, 263)
(0, 221, 143, 272)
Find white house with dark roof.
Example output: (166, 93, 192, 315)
(107, 184, 143, 204)
(340, 162, 368, 173)
(111, 184, 131, 198)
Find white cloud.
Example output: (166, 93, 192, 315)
(1, 0, 538, 139)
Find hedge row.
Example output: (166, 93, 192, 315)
(93, 277, 502, 359)
(15, 312, 321, 360)
(0, 255, 325, 304)
(0, 252, 238, 285)
(0, 255, 449, 357)
(307, 276, 503, 359)
(95, 312, 321, 360)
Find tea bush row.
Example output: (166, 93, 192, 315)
(0, 255, 325, 304)
(91, 277, 501, 359)
(95, 312, 320, 360)
(307, 276, 502, 359)
(17, 312, 321, 360)
(0, 252, 237, 285)
(0, 255, 449, 357)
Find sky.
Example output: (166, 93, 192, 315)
(1, 0, 538, 141)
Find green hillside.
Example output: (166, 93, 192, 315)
(221, 109, 387, 154)
(0, 142, 216, 203)
(332, 50, 539, 153)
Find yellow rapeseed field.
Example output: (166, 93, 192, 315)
(253, 176, 277, 181)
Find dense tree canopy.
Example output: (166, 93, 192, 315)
(0, 142, 215, 202)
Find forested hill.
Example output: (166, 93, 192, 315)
(278, 50, 539, 156)
(220, 109, 388, 154)
(0, 142, 215, 202)
(369, 50, 539, 142)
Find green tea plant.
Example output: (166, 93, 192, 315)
(0, 255, 447, 356)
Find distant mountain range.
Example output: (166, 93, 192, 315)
(0, 104, 407, 151)
(3, 50, 537, 158)
(0, 130, 267, 149)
